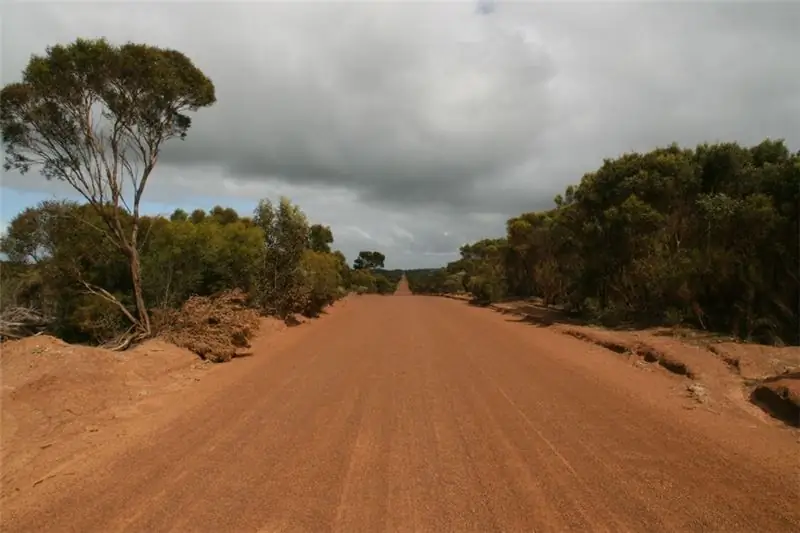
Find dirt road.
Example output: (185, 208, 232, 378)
(3, 283, 799, 532)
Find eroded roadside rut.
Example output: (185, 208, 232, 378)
(3, 283, 799, 532)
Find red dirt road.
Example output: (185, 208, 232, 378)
(3, 285, 799, 532)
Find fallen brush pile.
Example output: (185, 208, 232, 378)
(156, 290, 261, 363)
(0, 306, 51, 341)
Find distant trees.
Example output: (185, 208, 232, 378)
(0, 198, 379, 344)
(170, 209, 189, 222)
(363, 269, 402, 295)
(308, 224, 334, 253)
(347, 252, 401, 294)
(408, 139, 799, 345)
(353, 251, 386, 270)
(0, 37, 216, 342)
(349, 269, 378, 294)
(405, 269, 440, 294)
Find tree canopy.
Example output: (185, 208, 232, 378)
(1, 199, 396, 344)
(353, 250, 386, 270)
(1, 37, 216, 341)
(0, 38, 400, 348)
(407, 139, 799, 345)
(308, 224, 334, 253)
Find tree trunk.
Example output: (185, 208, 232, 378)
(126, 244, 151, 337)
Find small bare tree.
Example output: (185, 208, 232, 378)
(1, 38, 216, 342)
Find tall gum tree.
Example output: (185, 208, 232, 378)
(1, 38, 216, 344)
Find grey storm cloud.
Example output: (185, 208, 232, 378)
(153, 2, 558, 207)
(2, 0, 799, 267)
(477, 0, 497, 16)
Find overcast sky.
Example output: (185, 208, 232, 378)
(1, 0, 799, 268)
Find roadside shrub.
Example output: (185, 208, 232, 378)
(468, 275, 506, 305)
(299, 250, 342, 316)
(336, 286, 349, 299)
(69, 295, 129, 345)
(350, 269, 377, 293)
(374, 274, 394, 294)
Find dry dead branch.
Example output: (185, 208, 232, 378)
(155, 290, 260, 363)
(0, 306, 51, 341)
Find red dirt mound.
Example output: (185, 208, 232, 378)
(1, 335, 204, 502)
(708, 342, 800, 380)
(750, 378, 800, 427)
(479, 298, 800, 425)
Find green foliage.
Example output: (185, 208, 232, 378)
(405, 268, 464, 295)
(446, 139, 799, 344)
(1, 37, 216, 339)
(444, 238, 509, 304)
(0, 37, 365, 348)
(350, 269, 377, 294)
(300, 250, 343, 315)
(374, 274, 393, 295)
(1, 198, 353, 342)
(308, 224, 334, 253)
(170, 209, 189, 222)
(0, 200, 131, 341)
(1, 38, 215, 179)
(190, 209, 206, 224)
(254, 197, 311, 319)
(209, 206, 240, 225)
(140, 216, 262, 308)
(353, 250, 385, 270)
(332, 250, 352, 288)
(343, 256, 398, 295)
(374, 269, 403, 294)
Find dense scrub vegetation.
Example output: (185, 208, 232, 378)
(348, 252, 402, 295)
(0, 37, 393, 353)
(0, 199, 392, 346)
(406, 269, 461, 296)
(373, 269, 404, 294)
(408, 140, 800, 345)
(3, 37, 796, 350)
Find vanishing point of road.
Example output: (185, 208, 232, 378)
(3, 279, 799, 532)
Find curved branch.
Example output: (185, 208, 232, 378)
(79, 280, 140, 329)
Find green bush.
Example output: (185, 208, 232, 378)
(300, 250, 342, 316)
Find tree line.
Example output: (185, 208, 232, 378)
(0, 37, 397, 347)
(3, 38, 797, 347)
(407, 140, 799, 345)
(0, 198, 398, 344)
